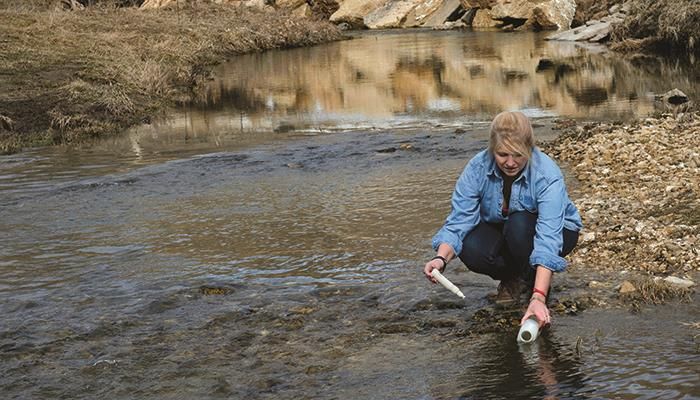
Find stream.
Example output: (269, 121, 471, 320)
(1, 30, 698, 399)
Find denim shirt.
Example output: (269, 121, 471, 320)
(432, 148, 583, 272)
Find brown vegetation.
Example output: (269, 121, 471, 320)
(610, 0, 700, 55)
(621, 278, 693, 306)
(0, 2, 342, 153)
(572, 0, 622, 28)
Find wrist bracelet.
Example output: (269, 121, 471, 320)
(530, 294, 546, 304)
(532, 287, 547, 298)
(431, 255, 447, 271)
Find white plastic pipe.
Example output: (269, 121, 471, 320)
(431, 269, 465, 299)
(517, 317, 540, 344)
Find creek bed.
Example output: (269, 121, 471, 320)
(1, 30, 698, 399)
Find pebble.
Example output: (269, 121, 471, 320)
(619, 281, 636, 294)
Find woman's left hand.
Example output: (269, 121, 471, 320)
(521, 295, 551, 327)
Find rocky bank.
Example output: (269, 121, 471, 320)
(140, 0, 581, 31)
(543, 113, 699, 307)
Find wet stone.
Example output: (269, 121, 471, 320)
(311, 286, 364, 299)
(200, 286, 231, 295)
(553, 298, 586, 315)
(411, 298, 465, 311)
(420, 318, 460, 329)
(274, 317, 306, 331)
(377, 323, 419, 334)
(467, 307, 521, 334)
(289, 306, 316, 315)
(304, 365, 328, 374)
(254, 378, 281, 391)
(285, 162, 303, 169)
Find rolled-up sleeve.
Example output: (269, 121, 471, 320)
(529, 177, 568, 272)
(432, 160, 482, 256)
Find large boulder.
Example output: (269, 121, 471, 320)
(460, 0, 496, 9)
(330, 0, 390, 28)
(365, 0, 424, 29)
(490, 0, 576, 30)
(403, 0, 453, 27)
(471, 8, 499, 28)
(420, 0, 462, 27)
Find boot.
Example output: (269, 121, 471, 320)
(495, 279, 523, 306)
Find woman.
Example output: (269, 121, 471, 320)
(423, 111, 582, 327)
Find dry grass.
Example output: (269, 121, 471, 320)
(0, 0, 145, 11)
(0, 2, 342, 153)
(572, 0, 622, 28)
(621, 278, 694, 306)
(610, 0, 700, 55)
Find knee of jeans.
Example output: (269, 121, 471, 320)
(460, 239, 491, 264)
(460, 240, 500, 269)
(459, 241, 479, 266)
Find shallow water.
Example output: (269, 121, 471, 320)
(1, 30, 699, 399)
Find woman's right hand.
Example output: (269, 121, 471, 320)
(423, 258, 445, 284)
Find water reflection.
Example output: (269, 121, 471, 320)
(179, 30, 697, 136)
(432, 333, 590, 399)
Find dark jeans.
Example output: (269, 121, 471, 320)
(458, 211, 578, 284)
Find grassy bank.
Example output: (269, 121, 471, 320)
(610, 0, 700, 55)
(0, 3, 343, 154)
(573, 0, 699, 56)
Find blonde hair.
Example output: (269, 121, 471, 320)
(488, 111, 535, 159)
